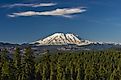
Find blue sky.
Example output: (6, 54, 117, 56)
(0, 0, 121, 43)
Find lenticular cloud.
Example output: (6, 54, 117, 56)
(2, 3, 57, 8)
(8, 7, 86, 18)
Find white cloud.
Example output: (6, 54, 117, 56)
(8, 7, 86, 18)
(2, 3, 57, 8)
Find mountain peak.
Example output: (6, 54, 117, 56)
(35, 33, 93, 46)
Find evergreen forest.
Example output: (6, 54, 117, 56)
(0, 47, 121, 80)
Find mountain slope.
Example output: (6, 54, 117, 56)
(35, 33, 93, 46)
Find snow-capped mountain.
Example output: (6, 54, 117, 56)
(35, 33, 94, 46)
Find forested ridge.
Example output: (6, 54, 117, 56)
(0, 47, 121, 80)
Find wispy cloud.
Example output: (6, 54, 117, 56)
(8, 7, 86, 18)
(2, 3, 57, 8)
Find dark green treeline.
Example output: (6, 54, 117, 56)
(0, 47, 121, 80)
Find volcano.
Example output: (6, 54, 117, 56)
(35, 33, 93, 46)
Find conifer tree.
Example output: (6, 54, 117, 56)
(13, 47, 21, 80)
(50, 62, 55, 80)
(42, 63, 47, 80)
(76, 62, 81, 80)
(57, 61, 63, 80)
(1, 49, 13, 80)
(21, 47, 35, 80)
